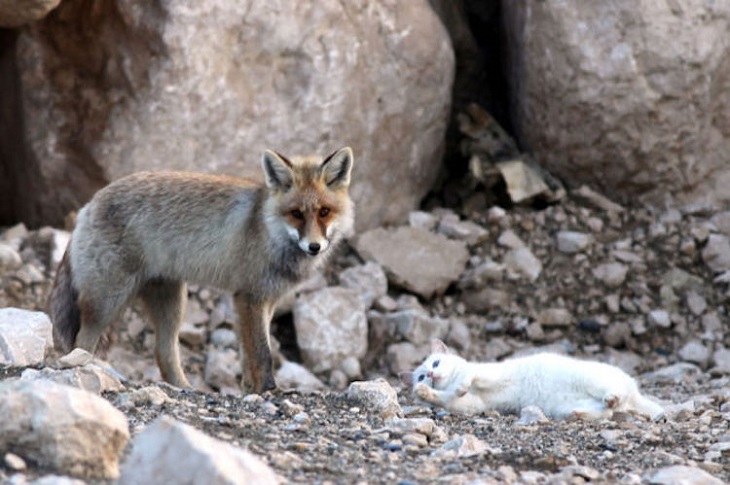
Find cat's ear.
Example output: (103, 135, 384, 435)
(399, 372, 414, 387)
(431, 339, 450, 354)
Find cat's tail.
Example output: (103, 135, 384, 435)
(631, 393, 664, 420)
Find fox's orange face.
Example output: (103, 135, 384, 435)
(263, 147, 354, 257)
(281, 187, 344, 255)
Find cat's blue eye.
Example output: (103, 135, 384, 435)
(418, 375, 425, 382)
(433, 360, 440, 368)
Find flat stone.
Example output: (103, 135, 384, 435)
(385, 309, 449, 346)
(354, 226, 469, 299)
(504, 247, 542, 282)
(648, 465, 724, 485)
(592, 263, 629, 288)
(678, 340, 712, 368)
(275, 361, 326, 393)
(556, 231, 593, 253)
(338, 262, 388, 310)
(346, 378, 402, 419)
(537, 308, 573, 327)
(294, 287, 368, 373)
(647, 310, 671, 329)
(118, 416, 280, 484)
(0, 308, 53, 367)
(702, 234, 730, 273)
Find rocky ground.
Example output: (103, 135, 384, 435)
(1, 186, 729, 484)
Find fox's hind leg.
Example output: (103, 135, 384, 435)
(74, 289, 133, 355)
(139, 279, 190, 388)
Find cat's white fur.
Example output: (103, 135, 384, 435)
(401, 339, 664, 421)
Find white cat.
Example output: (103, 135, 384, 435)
(401, 339, 664, 421)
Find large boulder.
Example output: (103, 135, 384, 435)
(503, 1, 730, 207)
(10, 0, 454, 230)
(0, 380, 129, 480)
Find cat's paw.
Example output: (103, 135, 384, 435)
(414, 383, 437, 401)
(603, 394, 620, 409)
(455, 384, 470, 398)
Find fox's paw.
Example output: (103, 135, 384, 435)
(414, 383, 437, 401)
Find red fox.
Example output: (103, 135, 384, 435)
(48, 147, 355, 393)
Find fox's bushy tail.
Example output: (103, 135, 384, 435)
(48, 246, 80, 352)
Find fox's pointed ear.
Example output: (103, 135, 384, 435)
(399, 372, 414, 387)
(320, 147, 353, 189)
(431, 339, 449, 354)
(262, 150, 294, 190)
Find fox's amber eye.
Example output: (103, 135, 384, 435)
(291, 209, 304, 220)
(319, 207, 330, 218)
(433, 360, 440, 368)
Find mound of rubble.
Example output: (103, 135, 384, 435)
(1, 187, 729, 483)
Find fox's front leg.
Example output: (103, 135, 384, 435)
(234, 293, 277, 393)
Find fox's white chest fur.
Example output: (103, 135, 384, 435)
(406, 340, 663, 421)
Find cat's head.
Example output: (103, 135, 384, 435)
(401, 339, 464, 391)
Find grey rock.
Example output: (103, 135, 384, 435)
(497, 229, 526, 249)
(556, 231, 593, 254)
(710, 347, 730, 375)
(648, 310, 671, 329)
(458, 258, 505, 289)
(20, 366, 125, 395)
(592, 263, 629, 288)
(275, 361, 326, 393)
(385, 309, 449, 346)
(0, 243, 22, 270)
(204, 348, 241, 392)
(294, 287, 368, 373)
(119, 416, 280, 485)
(346, 379, 402, 419)
(386, 342, 427, 376)
(497, 159, 553, 204)
(647, 465, 724, 485)
(338, 262, 388, 310)
(432, 434, 491, 458)
(537, 308, 573, 327)
(209, 328, 238, 349)
(0, 308, 53, 367)
(408, 211, 438, 231)
(503, 1, 730, 209)
(685, 291, 707, 316)
(462, 288, 511, 313)
(437, 215, 489, 245)
(504, 247, 542, 282)
(643, 363, 702, 385)
(603, 322, 631, 348)
(339, 357, 362, 380)
(354, 226, 469, 299)
(678, 340, 712, 368)
(702, 234, 730, 273)
(0, 380, 129, 479)
(17, 0, 453, 231)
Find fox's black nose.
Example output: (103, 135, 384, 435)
(308, 242, 321, 254)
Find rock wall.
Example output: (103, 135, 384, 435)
(503, 0, 730, 207)
(8, 0, 454, 230)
